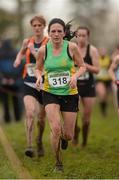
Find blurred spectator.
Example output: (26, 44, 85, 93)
(96, 47, 112, 116)
(0, 39, 24, 123)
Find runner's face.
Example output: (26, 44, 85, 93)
(48, 23, 65, 44)
(76, 29, 89, 46)
(31, 20, 45, 36)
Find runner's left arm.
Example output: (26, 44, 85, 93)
(86, 45, 100, 74)
(69, 42, 86, 88)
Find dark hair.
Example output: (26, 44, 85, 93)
(30, 15, 46, 26)
(48, 18, 66, 32)
(76, 26, 90, 36)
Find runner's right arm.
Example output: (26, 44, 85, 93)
(13, 39, 29, 68)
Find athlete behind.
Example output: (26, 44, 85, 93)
(14, 15, 49, 157)
(108, 55, 119, 113)
(72, 26, 100, 146)
(96, 47, 112, 117)
(35, 18, 86, 171)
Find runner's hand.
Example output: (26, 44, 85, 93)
(36, 76, 42, 90)
(28, 43, 35, 54)
(69, 75, 77, 88)
(22, 39, 29, 49)
(115, 80, 119, 88)
(115, 80, 119, 85)
(13, 59, 21, 68)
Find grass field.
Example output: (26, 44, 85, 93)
(0, 143, 18, 179)
(0, 98, 119, 179)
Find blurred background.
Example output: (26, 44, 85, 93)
(0, 0, 119, 49)
(0, 0, 119, 123)
(0, 2, 119, 178)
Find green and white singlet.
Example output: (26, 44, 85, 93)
(43, 40, 78, 95)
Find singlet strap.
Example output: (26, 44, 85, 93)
(41, 36, 49, 45)
(41, 37, 49, 60)
(25, 36, 35, 64)
(84, 44, 92, 65)
(85, 44, 90, 59)
(44, 44, 47, 60)
(67, 44, 72, 60)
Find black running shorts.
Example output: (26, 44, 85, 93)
(23, 84, 43, 104)
(42, 91, 79, 112)
(77, 81, 96, 97)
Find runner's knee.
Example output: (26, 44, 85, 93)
(51, 124, 61, 138)
(26, 108, 35, 120)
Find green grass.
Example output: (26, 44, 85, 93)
(0, 143, 18, 178)
(1, 99, 119, 179)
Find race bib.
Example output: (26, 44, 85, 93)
(78, 72, 89, 80)
(26, 63, 36, 77)
(48, 71, 70, 87)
